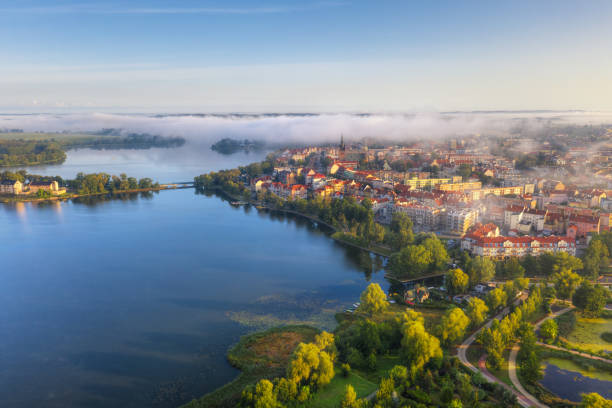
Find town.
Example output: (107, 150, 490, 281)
(189, 129, 612, 408)
(248, 130, 612, 259)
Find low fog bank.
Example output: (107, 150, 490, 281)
(2, 111, 612, 146)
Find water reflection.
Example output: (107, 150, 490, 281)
(540, 362, 612, 402)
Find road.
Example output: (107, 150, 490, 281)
(456, 293, 537, 407)
(506, 306, 573, 408)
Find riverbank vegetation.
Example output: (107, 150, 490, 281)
(0, 130, 185, 166)
(186, 283, 558, 408)
(0, 170, 161, 202)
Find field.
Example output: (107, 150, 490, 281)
(565, 313, 612, 354)
(309, 369, 377, 408)
(0, 132, 106, 143)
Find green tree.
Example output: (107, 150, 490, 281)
(358, 283, 388, 315)
(581, 393, 612, 408)
(539, 319, 558, 344)
(401, 320, 442, 374)
(519, 350, 542, 384)
(551, 252, 584, 274)
(438, 307, 470, 346)
(422, 236, 450, 271)
(389, 212, 414, 250)
(500, 257, 525, 279)
(286, 342, 335, 388)
(573, 281, 610, 318)
(466, 256, 496, 286)
(240, 379, 281, 408)
(466, 297, 489, 327)
(583, 240, 609, 279)
(341, 385, 357, 408)
(486, 287, 508, 311)
(390, 244, 432, 278)
(446, 268, 469, 295)
(553, 269, 583, 300)
(376, 377, 394, 407)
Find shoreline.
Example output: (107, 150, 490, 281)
(210, 186, 392, 258)
(0, 185, 192, 204)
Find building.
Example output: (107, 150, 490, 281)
(445, 208, 478, 235)
(467, 235, 576, 258)
(393, 201, 443, 231)
(436, 181, 482, 192)
(27, 181, 66, 195)
(467, 186, 524, 201)
(0, 180, 23, 194)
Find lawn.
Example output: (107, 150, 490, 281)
(309, 370, 377, 408)
(486, 349, 513, 388)
(565, 314, 612, 354)
(354, 355, 402, 384)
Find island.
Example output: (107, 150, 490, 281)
(0, 129, 185, 167)
(211, 138, 266, 155)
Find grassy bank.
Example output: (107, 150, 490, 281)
(181, 325, 319, 408)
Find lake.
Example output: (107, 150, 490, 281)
(0, 146, 388, 407)
(540, 359, 612, 402)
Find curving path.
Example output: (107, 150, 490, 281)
(506, 306, 574, 408)
(456, 293, 538, 407)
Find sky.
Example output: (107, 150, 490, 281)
(1, 0, 612, 113)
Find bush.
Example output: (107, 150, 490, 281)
(340, 363, 351, 377)
(601, 332, 612, 344)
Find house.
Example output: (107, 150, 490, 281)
(27, 181, 66, 195)
(404, 287, 429, 304)
(467, 235, 576, 258)
(0, 180, 23, 194)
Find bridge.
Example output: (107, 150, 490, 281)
(159, 181, 195, 189)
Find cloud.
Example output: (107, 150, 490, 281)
(2, 111, 611, 148)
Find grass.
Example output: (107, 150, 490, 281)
(181, 325, 318, 408)
(486, 349, 513, 388)
(309, 369, 377, 408)
(0, 131, 100, 142)
(564, 313, 612, 354)
(354, 355, 402, 384)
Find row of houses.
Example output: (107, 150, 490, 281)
(461, 223, 577, 258)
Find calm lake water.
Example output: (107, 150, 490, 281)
(540, 361, 612, 402)
(0, 146, 388, 407)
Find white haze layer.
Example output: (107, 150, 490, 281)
(1, 111, 612, 146)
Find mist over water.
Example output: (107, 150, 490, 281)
(3, 111, 612, 147)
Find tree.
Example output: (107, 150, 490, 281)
(401, 320, 442, 374)
(466, 256, 496, 286)
(358, 283, 388, 315)
(389, 212, 414, 250)
(539, 319, 557, 344)
(486, 287, 508, 311)
(581, 393, 612, 408)
(519, 350, 542, 384)
(553, 269, 582, 300)
(458, 163, 473, 180)
(341, 385, 358, 408)
(466, 297, 489, 327)
(286, 342, 335, 388)
(240, 379, 281, 408)
(376, 377, 394, 407)
(552, 252, 583, 274)
(573, 281, 610, 318)
(446, 268, 469, 295)
(583, 240, 609, 279)
(500, 257, 525, 279)
(438, 307, 470, 346)
(422, 236, 449, 270)
(389, 245, 432, 277)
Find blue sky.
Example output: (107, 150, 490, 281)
(1, 0, 611, 112)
